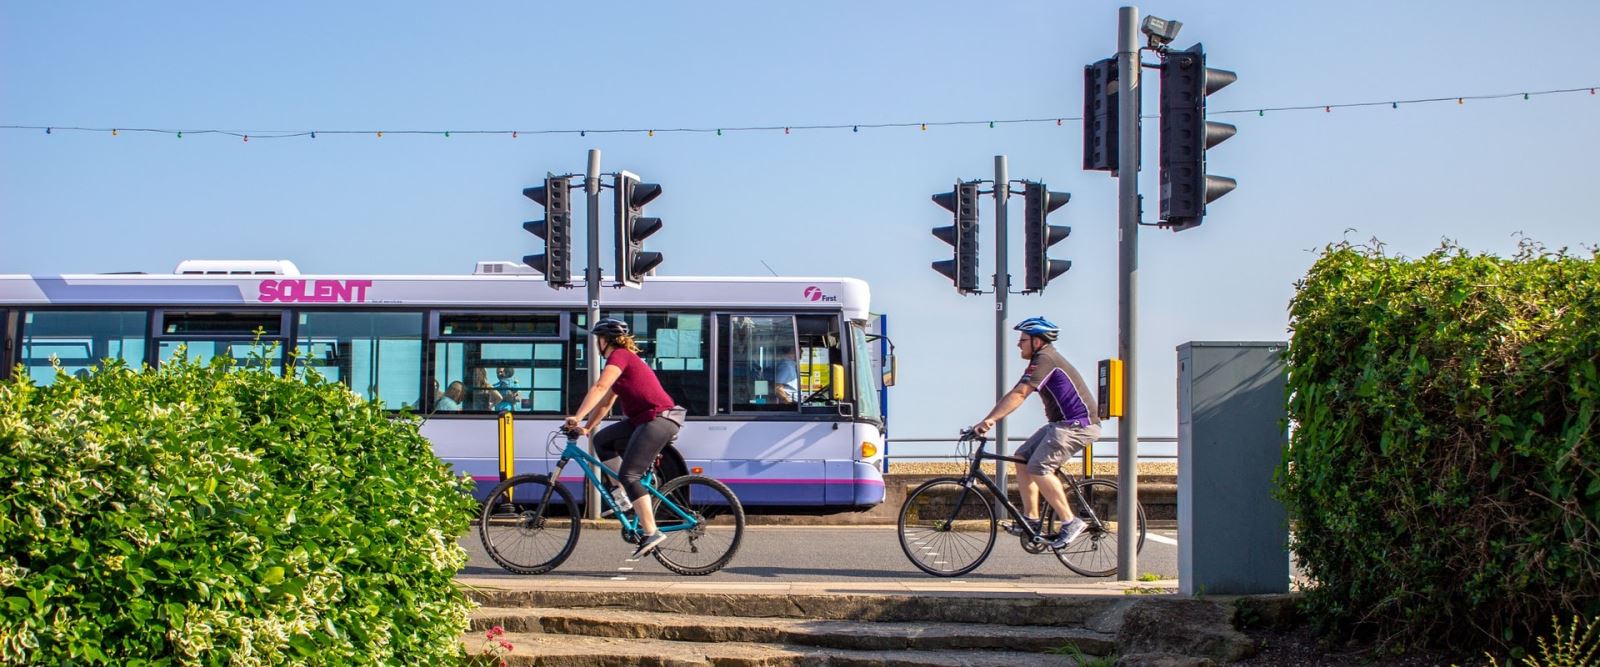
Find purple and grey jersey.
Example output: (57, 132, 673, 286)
(1020, 347, 1100, 425)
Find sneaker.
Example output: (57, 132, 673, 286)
(1003, 517, 1042, 537)
(628, 531, 666, 560)
(1049, 519, 1087, 550)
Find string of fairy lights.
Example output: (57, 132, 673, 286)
(2, 85, 1593, 142)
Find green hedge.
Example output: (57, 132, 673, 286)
(1280, 242, 1600, 650)
(0, 353, 478, 665)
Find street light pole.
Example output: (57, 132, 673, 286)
(993, 155, 1011, 495)
(1115, 5, 1142, 581)
(583, 149, 603, 519)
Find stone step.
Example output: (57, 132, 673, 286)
(463, 630, 1089, 666)
(469, 606, 1116, 655)
(465, 587, 1127, 627)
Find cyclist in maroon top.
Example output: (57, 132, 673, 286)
(566, 318, 686, 559)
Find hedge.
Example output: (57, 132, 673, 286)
(1279, 241, 1600, 650)
(0, 351, 478, 665)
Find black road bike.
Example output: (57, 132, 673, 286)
(897, 429, 1146, 577)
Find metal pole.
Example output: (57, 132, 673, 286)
(583, 149, 603, 519)
(1115, 6, 1141, 581)
(993, 155, 1010, 495)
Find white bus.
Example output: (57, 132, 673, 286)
(0, 260, 892, 513)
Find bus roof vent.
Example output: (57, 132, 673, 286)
(174, 259, 301, 276)
(474, 261, 541, 275)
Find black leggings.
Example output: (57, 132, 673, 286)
(592, 414, 680, 500)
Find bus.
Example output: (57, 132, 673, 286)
(0, 259, 892, 513)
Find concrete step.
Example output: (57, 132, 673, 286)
(464, 587, 1128, 627)
(463, 630, 1088, 666)
(469, 606, 1116, 655)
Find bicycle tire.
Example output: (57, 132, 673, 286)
(897, 477, 997, 577)
(649, 475, 745, 576)
(1050, 478, 1146, 577)
(479, 474, 581, 575)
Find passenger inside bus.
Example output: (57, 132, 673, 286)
(435, 381, 466, 411)
(469, 367, 503, 411)
(772, 349, 800, 404)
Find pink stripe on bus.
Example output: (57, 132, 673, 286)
(471, 475, 884, 486)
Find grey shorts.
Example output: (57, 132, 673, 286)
(1013, 422, 1100, 476)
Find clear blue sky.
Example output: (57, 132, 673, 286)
(3, 1, 1598, 442)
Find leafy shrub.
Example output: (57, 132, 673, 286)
(0, 351, 478, 665)
(1488, 616, 1598, 667)
(1280, 241, 1599, 651)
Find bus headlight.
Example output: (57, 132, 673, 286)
(861, 442, 878, 458)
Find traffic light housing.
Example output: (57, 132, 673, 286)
(1022, 182, 1072, 293)
(522, 176, 572, 288)
(1159, 43, 1237, 231)
(1082, 58, 1120, 172)
(931, 181, 981, 294)
(614, 171, 663, 288)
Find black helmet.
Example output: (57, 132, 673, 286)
(586, 317, 630, 338)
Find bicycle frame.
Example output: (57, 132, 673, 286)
(538, 436, 700, 537)
(948, 437, 1106, 542)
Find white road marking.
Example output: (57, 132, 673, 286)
(1145, 533, 1178, 546)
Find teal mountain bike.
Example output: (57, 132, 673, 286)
(478, 429, 746, 576)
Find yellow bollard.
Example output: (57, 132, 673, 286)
(498, 411, 515, 481)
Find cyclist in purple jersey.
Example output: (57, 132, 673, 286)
(971, 317, 1102, 550)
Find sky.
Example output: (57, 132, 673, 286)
(3, 1, 1598, 446)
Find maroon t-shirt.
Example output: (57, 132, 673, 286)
(605, 348, 676, 425)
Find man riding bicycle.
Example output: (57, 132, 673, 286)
(970, 316, 1102, 551)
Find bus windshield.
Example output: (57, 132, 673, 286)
(850, 323, 882, 423)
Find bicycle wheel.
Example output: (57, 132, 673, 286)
(649, 475, 745, 576)
(479, 474, 580, 575)
(897, 477, 997, 577)
(1051, 478, 1146, 577)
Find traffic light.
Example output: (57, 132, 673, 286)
(522, 176, 571, 288)
(1159, 43, 1237, 231)
(613, 171, 663, 288)
(1022, 182, 1072, 293)
(1082, 58, 1121, 172)
(931, 181, 980, 294)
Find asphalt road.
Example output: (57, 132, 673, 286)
(460, 525, 1181, 584)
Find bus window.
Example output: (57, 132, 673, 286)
(720, 315, 800, 414)
(295, 311, 424, 410)
(18, 310, 148, 385)
(568, 312, 711, 417)
(432, 312, 565, 415)
(795, 315, 845, 411)
(155, 310, 286, 373)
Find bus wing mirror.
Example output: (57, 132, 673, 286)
(882, 355, 897, 387)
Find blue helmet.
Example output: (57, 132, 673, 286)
(1012, 316, 1059, 342)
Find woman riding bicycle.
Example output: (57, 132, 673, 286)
(565, 317, 687, 559)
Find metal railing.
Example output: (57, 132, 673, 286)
(884, 435, 1178, 464)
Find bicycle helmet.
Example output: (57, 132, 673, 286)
(585, 317, 630, 338)
(1012, 316, 1059, 342)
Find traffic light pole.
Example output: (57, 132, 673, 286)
(583, 148, 603, 519)
(992, 155, 1010, 495)
(1115, 5, 1141, 581)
